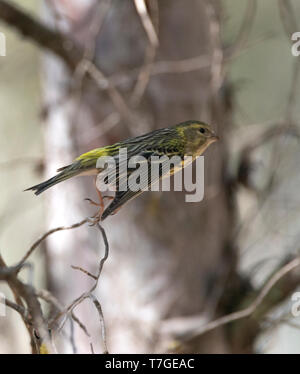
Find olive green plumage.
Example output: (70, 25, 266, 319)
(26, 120, 218, 220)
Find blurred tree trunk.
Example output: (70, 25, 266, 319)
(44, 0, 238, 353)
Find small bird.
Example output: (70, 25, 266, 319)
(26, 120, 219, 220)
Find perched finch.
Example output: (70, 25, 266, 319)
(26, 120, 219, 220)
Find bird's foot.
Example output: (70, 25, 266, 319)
(84, 198, 100, 207)
(85, 195, 114, 225)
(88, 213, 102, 226)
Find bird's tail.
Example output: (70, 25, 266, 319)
(25, 163, 81, 196)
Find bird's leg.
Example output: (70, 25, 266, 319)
(86, 177, 114, 224)
(84, 198, 100, 207)
(85, 195, 113, 208)
(96, 184, 105, 215)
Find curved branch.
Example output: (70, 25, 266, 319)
(170, 257, 300, 345)
(0, 0, 83, 70)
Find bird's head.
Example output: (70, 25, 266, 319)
(176, 120, 219, 157)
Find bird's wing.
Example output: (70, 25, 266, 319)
(101, 148, 183, 220)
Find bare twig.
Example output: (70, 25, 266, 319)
(130, 36, 157, 107)
(176, 257, 300, 342)
(18, 218, 88, 268)
(83, 0, 112, 61)
(0, 217, 108, 353)
(71, 265, 97, 280)
(85, 60, 137, 132)
(134, 0, 159, 48)
(131, 0, 159, 106)
(0, 0, 83, 70)
(80, 112, 121, 144)
(225, 0, 257, 59)
(36, 289, 90, 337)
(0, 298, 29, 323)
(0, 157, 42, 171)
(205, 0, 224, 94)
(0, 255, 54, 353)
(234, 0, 300, 243)
(49, 223, 110, 353)
(90, 343, 95, 354)
(71, 0, 112, 129)
(236, 0, 300, 249)
(110, 55, 211, 89)
(278, 0, 298, 39)
(90, 294, 108, 354)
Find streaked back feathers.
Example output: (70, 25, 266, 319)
(25, 120, 218, 217)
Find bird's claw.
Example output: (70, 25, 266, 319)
(84, 198, 100, 207)
(88, 213, 102, 226)
(85, 195, 114, 224)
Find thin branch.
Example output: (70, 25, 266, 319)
(130, 34, 157, 107)
(131, 0, 159, 106)
(84, 60, 138, 133)
(225, 0, 257, 58)
(134, 0, 159, 48)
(278, 0, 298, 39)
(18, 219, 88, 268)
(0, 254, 54, 353)
(83, 0, 112, 61)
(71, 265, 97, 280)
(205, 0, 225, 95)
(36, 289, 90, 337)
(0, 0, 83, 70)
(237, 120, 299, 162)
(90, 294, 108, 354)
(0, 157, 42, 171)
(237, 0, 300, 247)
(109, 54, 211, 89)
(71, 0, 112, 131)
(49, 223, 110, 353)
(80, 112, 121, 145)
(0, 298, 29, 323)
(177, 257, 300, 343)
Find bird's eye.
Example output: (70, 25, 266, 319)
(199, 128, 206, 134)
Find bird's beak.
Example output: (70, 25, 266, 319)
(211, 133, 219, 142)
